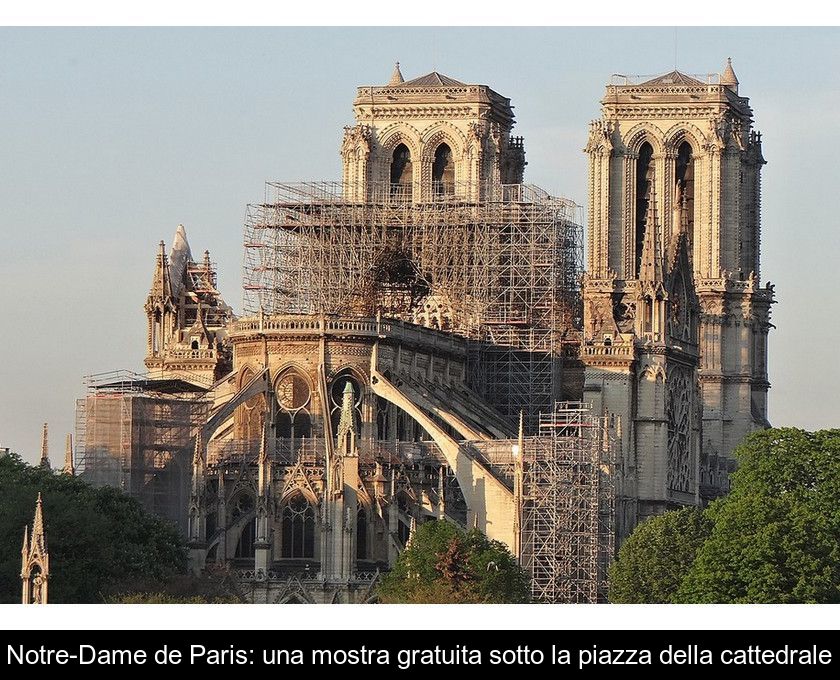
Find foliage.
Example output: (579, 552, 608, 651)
(676, 428, 840, 603)
(109, 592, 241, 604)
(608, 507, 711, 603)
(377, 520, 529, 603)
(0, 453, 188, 603)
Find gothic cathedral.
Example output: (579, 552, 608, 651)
(581, 62, 774, 533)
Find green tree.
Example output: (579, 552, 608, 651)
(0, 453, 188, 603)
(377, 520, 529, 603)
(676, 428, 840, 603)
(608, 507, 711, 603)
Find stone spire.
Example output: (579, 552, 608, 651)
(149, 240, 172, 300)
(21, 493, 49, 604)
(32, 493, 46, 554)
(721, 57, 739, 93)
(336, 381, 357, 456)
(39, 423, 50, 469)
(638, 174, 664, 285)
(388, 61, 404, 86)
(63, 434, 75, 476)
(258, 423, 272, 494)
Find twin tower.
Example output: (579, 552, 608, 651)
(144, 61, 774, 544)
(342, 61, 775, 527)
(581, 63, 774, 526)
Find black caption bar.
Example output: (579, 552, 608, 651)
(3, 630, 836, 673)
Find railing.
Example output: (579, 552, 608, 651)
(206, 437, 447, 467)
(206, 438, 324, 466)
(582, 343, 633, 357)
(166, 348, 217, 360)
(234, 566, 380, 583)
(261, 180, 579, 212)
(229, 314, 468, 356)
(608, 72, 722, 86)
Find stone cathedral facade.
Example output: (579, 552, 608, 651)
(78, 60, 773, 603)
(581, 61, 774, 530)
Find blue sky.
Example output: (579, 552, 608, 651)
(1, 27, 837, 463)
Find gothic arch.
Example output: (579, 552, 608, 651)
(271, 361, 312, 385)
(662, 123, 707, 154)
(279, 482, 319, 508)
(279, 491, 317, 559)
(272, 585, 316, 604)
(377, 123, 422, 158)
(639, 365, 666, 382)
(327, 368, 365, 436)
(235, 365, 266, 441)
(622, 123, 665, 156)
(273, 367, 313, 440)
(419, 123, 466, 162)
(326, 364, 368, 389)
(237, 364, 259, 390)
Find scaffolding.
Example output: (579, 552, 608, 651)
(243, 181, 583, 431)
(518, 402, 617, 603)
(75, 371, 211, 530)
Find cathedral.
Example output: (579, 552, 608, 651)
(75, 60, 773, 603)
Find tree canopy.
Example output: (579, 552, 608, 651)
(377, 520, 530, 603)
(609, 428, 840, 604)
(0, 453, 188, 603)
(676, 428, 840, 603)
(609, 506, 711, 603)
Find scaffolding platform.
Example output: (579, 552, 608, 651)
(243, 180, 584, 431)
(75, 371, 212, 530)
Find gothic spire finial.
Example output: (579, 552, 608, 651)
(336, 380, 358, 456)
(258, 422, 271, 494)
(22, 494, 48, 604)
(721, 57, 739, 92)
(638, 170, 664, 284)
(32, 493, 46, 553)
(39, 423, 50, 469)
(388, 61, 404, 86)
(63, 434, 74, 476)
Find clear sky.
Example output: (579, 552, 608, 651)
(1, 27, 837, 463)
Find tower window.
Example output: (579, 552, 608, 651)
(356, 504, 368, 560)
(432, 143, 454, 195)
(152, 309, 162, 354)
(281, 494, 315, 559)
(390, 144, 413, 199)
(635, 142, 654, 276)
(675, 141, 695, 248)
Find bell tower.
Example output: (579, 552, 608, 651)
(340, 63, 526, 202)
(581, 61, 774, 533)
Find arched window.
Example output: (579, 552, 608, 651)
(329, 373, 362, 437)
(635, 142, 654, 276)
(152, 309, 162, 354)
(236, 368, 265, 441)
(235, 517, 256, 558)
(675, 141, 694, 245)
(275, 371, 312, 441)
(390, 143, 413, 199)
(356, 504, 368, 560)
(432, 143, 454, 195)
(281, 494, 315, 559)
